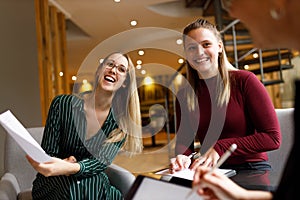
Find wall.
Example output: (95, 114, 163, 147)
(0, 0, 42, 176)
(281, 56, 300, 108)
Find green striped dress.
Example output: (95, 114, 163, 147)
(32, 94, 125, 200)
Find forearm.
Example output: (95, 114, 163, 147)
(240, 190, 273, 200)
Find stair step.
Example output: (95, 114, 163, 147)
(238, 52, 292, 66)
(262, 80, 284, 86)
(249, 64, 293, 74)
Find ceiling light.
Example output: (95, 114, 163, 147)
(244, 65, 249, 69)
(253, 53, 259, 58)
(114, 0, 121, 3)
(59, 71, 64, 76)
(137, 60, 142, 65)
(176, 39, 183, 45)
(136, 64, 142, 69)
(141, 69, 146, 75)
(178, 58, 184, 64)
(72, 76, 77, 81)
(144, 76, 153, 85)
(99, 58, 104, 63)
(138, 50, 144, 56)
(130, 20, 137, 26)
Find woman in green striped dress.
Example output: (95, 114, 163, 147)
(26, 52, 143, 200)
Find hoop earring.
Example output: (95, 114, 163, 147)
(270, 7, 285, 20)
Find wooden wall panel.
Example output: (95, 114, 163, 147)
(35, 0, 69, 124)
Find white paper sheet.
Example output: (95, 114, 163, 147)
(0, 110, 52, 163)
(156, 168, 235, 180)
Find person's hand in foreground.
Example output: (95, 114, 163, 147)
(193, 166, 273, 200)
(26, 155, 80, 177)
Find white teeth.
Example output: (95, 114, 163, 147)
(195, 58, 208, 63)
(104, 75, 115, 82)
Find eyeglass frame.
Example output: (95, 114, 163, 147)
(104, 60, 128, 75)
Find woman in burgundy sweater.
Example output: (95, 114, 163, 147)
(170, 19, 280, 172)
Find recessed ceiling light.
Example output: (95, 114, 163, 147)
(244, 65, 249, 69)
(136, 64, 142, 70)
(138, 50, 144, 55)
(176, 39, 183, 45)
(114, 0, 121, 2)
(72, 76, 77, 81)
(130, 20, 137, 26)
(137, 60, 142, 65)
(141, 69, 146, 75)
(178, 58, 184, 64)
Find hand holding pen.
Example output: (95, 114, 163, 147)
(169, 152, 197, 173)
(186, 143, 237, 198)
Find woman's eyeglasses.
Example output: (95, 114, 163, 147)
(105, 61, 128, 75)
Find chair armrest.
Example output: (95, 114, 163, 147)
(0, 172, 20, 200)
(105, 164, 136, 196)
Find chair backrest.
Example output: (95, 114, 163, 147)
(268, 108, 294, 184)
(4, 127, 44, 191)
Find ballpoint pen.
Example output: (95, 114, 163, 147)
(186, 143, 237, 199)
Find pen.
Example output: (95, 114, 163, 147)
(186, 143, 237, 199)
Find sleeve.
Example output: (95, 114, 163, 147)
(215, 72, 281, 156)
(175, 89, 196, 156)
(40, 95, 63, 157)
(74, 139, 125, 178)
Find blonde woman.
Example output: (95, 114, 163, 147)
(170, 19, 280, 173)
(26, 52, 143, 200)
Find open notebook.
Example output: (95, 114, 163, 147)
(156, 167, 236, 182)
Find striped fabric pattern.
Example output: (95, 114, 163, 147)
(32, 94, 125, 200)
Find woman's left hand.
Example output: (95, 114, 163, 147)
(190, 147, 220, 170)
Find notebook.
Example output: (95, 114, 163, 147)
(155, 167, 236, 181)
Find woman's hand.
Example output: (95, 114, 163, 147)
(193, 166, 273, 200)
(26, 155, 80, 177)
(190, 147, 220, 170)
(193, 166, 243, 200)
(169, 154, 191, 173)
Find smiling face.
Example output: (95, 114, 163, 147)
(184, 28, 222, 79)
(96, 53, 129, 93)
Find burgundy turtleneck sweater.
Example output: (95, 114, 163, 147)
(175, 70, 281, 165)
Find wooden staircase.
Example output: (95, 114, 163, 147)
(185, 0, 295, 86)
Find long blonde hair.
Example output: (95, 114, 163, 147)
(183, 19, 232, 109)
(94, 52, 143, 154)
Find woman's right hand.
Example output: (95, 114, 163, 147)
(169, 154, 191, 173)
(193, 166, 273, 200)
(26, 155, 80, 177)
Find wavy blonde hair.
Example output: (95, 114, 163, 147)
(94, 52, 143, 154)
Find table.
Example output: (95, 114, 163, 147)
(231, 169, 280, 192)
